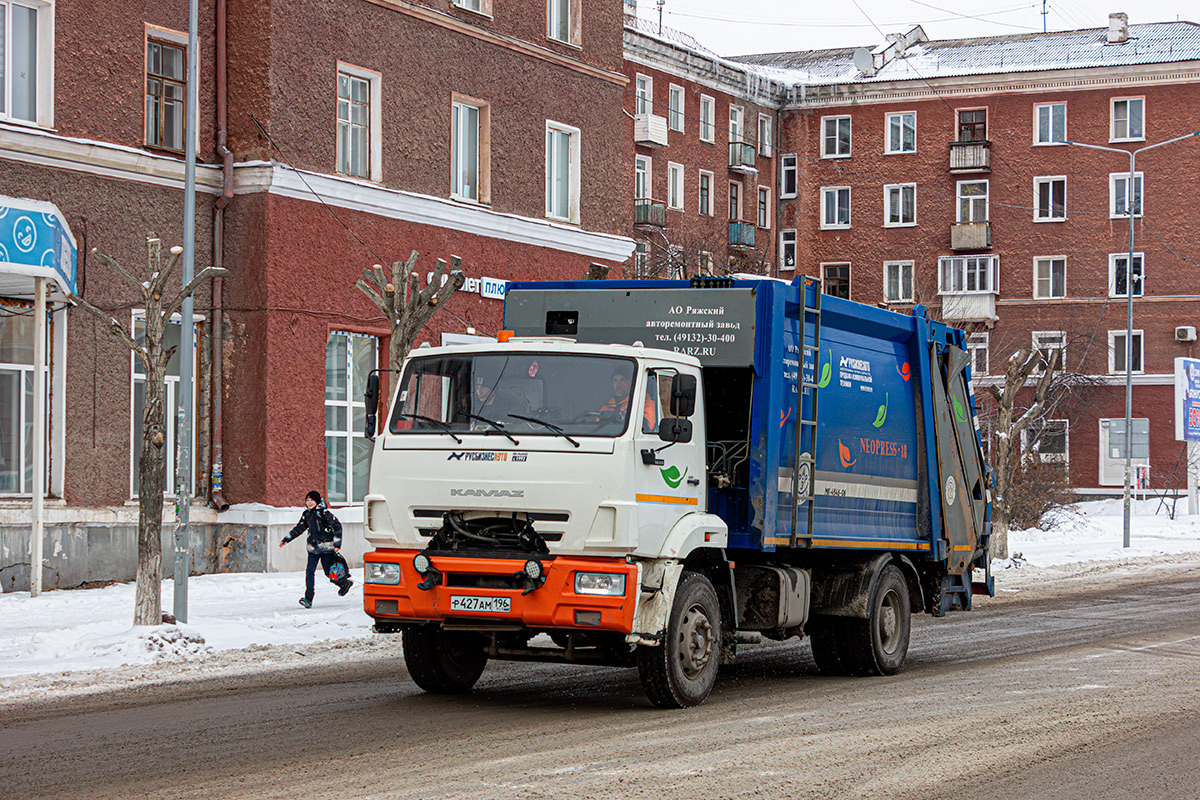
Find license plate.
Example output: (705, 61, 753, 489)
(449, 595, 511, 613)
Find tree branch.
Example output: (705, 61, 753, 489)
(163, 266, 230, 319)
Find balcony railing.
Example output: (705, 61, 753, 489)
(940, 293, 997, 321)
(950, 222, 991, 251)
(949, 140, 991, 172)
(729, 142, 757, 173)
(634, 113, 669, 148)
(728, 221, 756, 248)
(634, 198, 666, 228)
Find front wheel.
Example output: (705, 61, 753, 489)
(402, 626, 488, 693)
(637, 571, 722, 708)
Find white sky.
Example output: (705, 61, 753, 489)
(633, 0, 1196, 57)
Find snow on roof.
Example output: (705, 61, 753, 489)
(625, 14, 721, 58)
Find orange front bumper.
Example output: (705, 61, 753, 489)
(363, 549, 638, 635)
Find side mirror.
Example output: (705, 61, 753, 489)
(669, 373, 697, 418)
(364, 371, 380, 439)
(658, 417, 693, 444)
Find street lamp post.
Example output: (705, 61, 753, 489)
(1066, 130, 1200, 548)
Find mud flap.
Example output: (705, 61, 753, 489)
(628, 560, 684, 646)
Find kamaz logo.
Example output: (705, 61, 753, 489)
(450, 488, 525, 497)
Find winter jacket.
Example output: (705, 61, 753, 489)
(282, 502, 343, 554)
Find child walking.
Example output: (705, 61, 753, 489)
(279, 490, 353, 607)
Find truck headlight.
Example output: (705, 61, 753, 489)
(575, 572, 626, 596)
(365, 562, 401, 585)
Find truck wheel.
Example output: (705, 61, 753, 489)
(402, 626, 488, 693)
(807, 614, 846, 676)
(841, 564, 911, 676)
(637, 571, 722, 708)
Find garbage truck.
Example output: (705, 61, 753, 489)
(360, 275, 991, 708)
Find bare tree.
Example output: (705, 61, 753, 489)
(68, 236, 227, 626)
(357, 250, 465, 373)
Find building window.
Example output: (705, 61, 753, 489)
(1109, 252, 1144, 297)
(938, 255, 998, 294)
(884, 183, 916, 227)
(145, 38, 186, 152)
(131, 315, 198, 497)
(780, 154, 797, 198)
(884, 261, 913, 303)
(729, 105, 744, 144)
(957, 180, 988, 223)
(1033, 257, 1066, 299)
(545, 120, 580, 222)
(1111, 97, 1144, 142)
(547, 0, 579, 45)
(635, 73, 652, 115)
(1034, 176, 1066, 221)
(1023, 419, 1068, 461)
(967, 332, 989, 375)
(0, 301, 48, 495)
(1110, 172, 1143, 218)
(634, 241, 650, 276)
(698, 170, 712, 216)
(728, 181, 741, 221)
(667, 162, 684, 211)
(780, 230, 796, 271)
(326, 331, 376, 504)
(635, 155, 651, 200)
(758, 113, 773, 157)
(1, 0, 51, 125)
(820, 186, 850, 229)
(757, 186, 770, 228)
(453, 0, 490, 13)
(336, 64, 381, 180)
(886, 112, 916, 154)
(822, 263, 850, 299)
(1099, 418, 1149, 486)
(451, 96, 489, 203)
(1033, 330, 1067, 370)
(1034, 102, 1066, 145)
(699, 95, 715, 143)
(1109, 330, 1144, 374)
(668, 84, 684, 131)
(821, 115, 851, 158)
(957, 109, 987, 142)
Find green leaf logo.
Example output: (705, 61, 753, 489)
(817, 348, 832, 388)
(953, 397, 967, 425)
(660, 465, 688, 489)
(873, 392, 889, 428)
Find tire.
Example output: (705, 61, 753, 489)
(807, 614, 847, 676)
(402, 626, 488, 694)
(839, 564, 911, 677)
(637, 571, 722, 708)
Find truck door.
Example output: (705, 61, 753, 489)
(635, 368, 705, 550)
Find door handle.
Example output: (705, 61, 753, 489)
(687, 477, 701, 486)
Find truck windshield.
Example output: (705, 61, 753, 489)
(389, 353, 638, 438)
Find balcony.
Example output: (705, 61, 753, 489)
(729, 142, 757, 174)
(941, 293, 996, 322)
(634, 198, 666, 228)
(634, 113, 669, 148)
(729, 221, 756, 249)
(949, 140, 991, 173)
(951, 222, 991, 251)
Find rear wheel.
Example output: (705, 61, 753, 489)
(402, 626, 488, 693)
(839, 564, 911, 676)
(637, 571, 722, 708)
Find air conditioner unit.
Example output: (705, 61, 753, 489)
(1176, 325, 1198, 342)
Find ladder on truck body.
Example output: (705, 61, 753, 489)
(790, 276, 823, 547)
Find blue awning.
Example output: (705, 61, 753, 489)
(0, 195, 78, 298)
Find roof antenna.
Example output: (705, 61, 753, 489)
(1041, 0, 1047, 33)
(657, 0, 664, 35)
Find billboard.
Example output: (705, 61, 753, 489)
(1176, 357, 1200, 443)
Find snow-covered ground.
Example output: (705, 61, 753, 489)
(1, 499, 1198, 688)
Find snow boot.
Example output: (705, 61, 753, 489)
(338, 579, 353, 597)
(299, 597, 312, 609)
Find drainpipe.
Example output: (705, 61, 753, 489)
(211, 0, 232, 511)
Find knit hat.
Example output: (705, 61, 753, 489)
(306, 490, 323, 504)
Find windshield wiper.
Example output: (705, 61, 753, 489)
(457, 411, 520, 445)
(396, 413, 463, 444)
(507, 414, 580, 448)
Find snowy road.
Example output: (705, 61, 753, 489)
(4, 561, 1200, 800)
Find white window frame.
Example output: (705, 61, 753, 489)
(821, 115, 851, 158)
(938, 255, 999, 294)
(1034, 102, 1066, 145)
(667, 161, 684, 211)
(336, 62, 382, 181)
(728, 180, 742, 221)
(325, 331, 378, 505)
(698, 169, 713, 216)
(967, 332, 989, 375)
(779, 154, 797, 199)
(885, 111, 916, 154)
(1022, 419, 1069, 462)
(1108, 252, 1145, 298)
(699, 95, 715, 143)
(547, 0, 579, 45)
(820, 186, 851, 230)
(729, 104, 744, 144)
(956, 180, 989, 223)
(635, 154, 651, 201)
(1108, 329, 1144, 374)
(451, 94, 489, 203)
(452, 0, 491, 14)
(1033, 176, 1066, 222)
(1033, 256, 1066, 299)
(884, 183, 916, 227)
(1032, 330, 1067, 370)
(883, 260, 913, 303)
(545, 119, 581, 223)
(1099, 417, 1150, 486)
(635, 73, 653, 116)
(130, 312, 200, 498)
(668, 84, 684, 132)
(1111, 96, 1145, 142)
(1110, 172, 1144, 218)
(757, 113, 773, 157)
(0, 299, 51, 497)
(757, 186, 771, 229)
(1, 0, 54, 127)
(780, 230, 796, 272)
